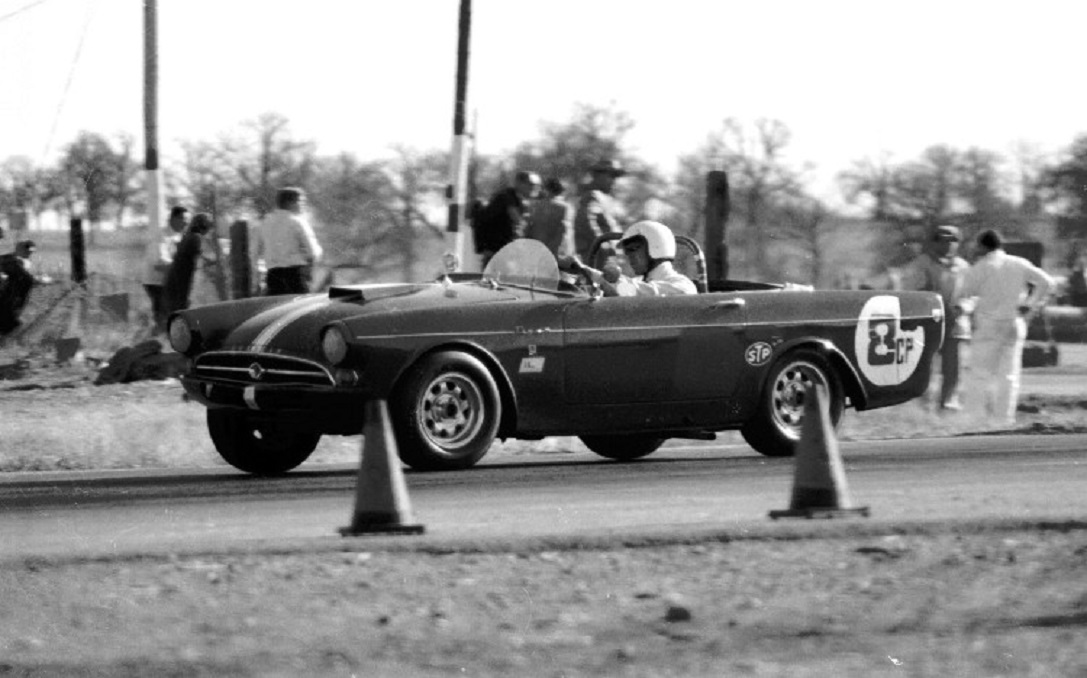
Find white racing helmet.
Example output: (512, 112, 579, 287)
(620, 220, 676, 260)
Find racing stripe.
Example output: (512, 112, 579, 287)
(250, 297, 334, 351)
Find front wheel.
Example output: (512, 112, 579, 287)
(580, 434, 665, 461)
(741, 349, 843, 458)
(390, 351, 502, 471)
(207, 409, 321, 475)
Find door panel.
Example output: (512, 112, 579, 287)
(562, 294, 747, 404)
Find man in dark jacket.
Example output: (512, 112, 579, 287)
(164, 213, 212, 316)
(0, 240, 37, 334)
(473, 171, 541, 267)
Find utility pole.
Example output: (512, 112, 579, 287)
(143, 0, 166, 272)
(445, 0, 474, 270)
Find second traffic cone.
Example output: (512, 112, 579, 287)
(340, 399, 425, 536)
(769, 382, 870, 519)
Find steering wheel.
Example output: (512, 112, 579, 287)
(558, 256, 600, 295)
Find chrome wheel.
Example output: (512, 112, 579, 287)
(417, 371, 485, 450)
(769, 358, 825, 438)
(392, 351, 502, 471)
(741, 348, 843, 458)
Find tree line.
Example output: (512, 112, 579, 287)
(1, 104, 1085, 286)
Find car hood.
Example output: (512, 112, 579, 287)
(203, 280, 520, 355)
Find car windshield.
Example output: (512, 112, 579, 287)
(481, 239, 562, 291)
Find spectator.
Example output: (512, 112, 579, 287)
(472, 171, 541, 267)
(526, 177, 574, 257)
(141, 206, 187, 331)
(0, 240, 37, 334)
(1067, 257, 1087, 307)
(906, 225, 970, 410)
(164, 213, 212, 315)
(956, 229, 1055, 426)
(252, 187, 323, 295)
(573, 158, 625, 262)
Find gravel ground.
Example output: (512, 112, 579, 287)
(3, 526, 1087, 677)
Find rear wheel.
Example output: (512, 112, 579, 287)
(580, 434, 665, 461)
(206, 409, 320, 475)
(741, 348, 843, 458)
(390, 351, 501, 471)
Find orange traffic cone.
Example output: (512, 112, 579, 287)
(769, 382, 870, 519)
(340, 399, 425, 536)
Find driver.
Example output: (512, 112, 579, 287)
(577, 220, 697, 297)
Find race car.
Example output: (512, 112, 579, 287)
(168, 236, 944, 474)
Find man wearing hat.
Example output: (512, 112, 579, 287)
(573, 158, 626, 263)
(906, 224, 970, 410)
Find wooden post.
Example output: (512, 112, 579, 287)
(704, 171, 730, 283)
(69, 218, 87, 285)
(230, 220, 251, 299)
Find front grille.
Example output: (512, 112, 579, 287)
(193, 351, 334, 387)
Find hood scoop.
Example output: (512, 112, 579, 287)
(328, 286, 366, 301)
(327, 282, 431, 303)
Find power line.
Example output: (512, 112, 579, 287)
(0, 0, 51, 25)
(41, 0, 99, 163)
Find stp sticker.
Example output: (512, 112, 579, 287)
(745, 342, 773, 366)
(519, 356, 545, 374)
(854, 295, 925, 386)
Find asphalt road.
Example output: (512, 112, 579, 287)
(2, 434, 1085, 560)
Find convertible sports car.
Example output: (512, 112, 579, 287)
(168, 236, 945, 474)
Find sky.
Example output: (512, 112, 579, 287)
(1, 0, 1085, 206)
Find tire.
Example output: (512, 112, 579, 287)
(741, 348, 843, 458)
(390, 351, 501, 471)
(206, 409, 320, 475)
(580, 434, 665, 461)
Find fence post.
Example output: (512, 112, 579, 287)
(229, 220, 250, 299)
(704, 171, 730, 283)
(69, 217, 87, 285)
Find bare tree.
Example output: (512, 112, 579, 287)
(776, 195, 831, 286)
(310, 147, 447, 280)
(698, 118, 804, 279)
(58, 131, 124, 242)
(220, 113, 317, 217)
(837, 152, 897, 221)
(1009, 141, 1049, 217)
(111, 133, 139, 227)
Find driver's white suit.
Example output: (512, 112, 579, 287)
(610, 261, 697, 297)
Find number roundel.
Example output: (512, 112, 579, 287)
(854, 296, 925, 386)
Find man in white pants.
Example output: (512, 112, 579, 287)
(956, 229, 1054, 426)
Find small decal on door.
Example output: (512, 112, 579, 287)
(745, 342, 773, 366)
(519, 356, 546, 373)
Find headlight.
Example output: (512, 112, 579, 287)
(168, 316, 192, 354)
(321, 326, 349, 365)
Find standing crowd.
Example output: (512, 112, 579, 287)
(472, 158, 696, 298)
(907, 225, 1054, 428)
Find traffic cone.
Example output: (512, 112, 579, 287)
(769, 382, 870, 519)
(340, 399, 425, 536)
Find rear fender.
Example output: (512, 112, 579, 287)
(769, 337, 869, 410)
